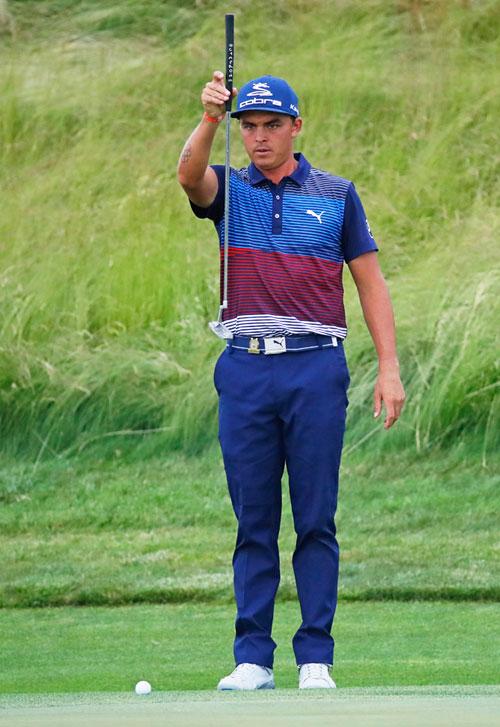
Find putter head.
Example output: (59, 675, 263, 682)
(208, 320, 234, 340)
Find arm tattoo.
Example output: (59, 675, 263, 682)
(180, 143, 192, 164)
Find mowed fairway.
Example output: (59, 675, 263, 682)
(2, 602, 499, 693)
(1, 602, 499, 725)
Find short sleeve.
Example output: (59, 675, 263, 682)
(342, 183, 379, 263)
(189, 165, 225, 224)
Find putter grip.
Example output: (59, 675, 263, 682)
(225, 14, 234, 112)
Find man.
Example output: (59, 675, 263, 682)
(177, 73, 405, 690)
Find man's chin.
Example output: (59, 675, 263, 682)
(251, 154, 275, 169)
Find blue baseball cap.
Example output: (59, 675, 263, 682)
(231, 75, 300, 119)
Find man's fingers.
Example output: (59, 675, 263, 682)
(383, 399, 395, 428)
(384, 411, 398, 429)
(201, 79, 231, 119)
(374, 372, 405, 429)
(204, 82, 230, 100)
(383, 397, 406, 429)
(204, 81, 230, 95)
(204, 88, 229, 103)
(211, 70, 229, 94)
(388, 394, 405, 426)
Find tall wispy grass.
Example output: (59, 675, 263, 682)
(0, 0, 498, 461)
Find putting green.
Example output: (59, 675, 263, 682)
(0, 686, 498, 727)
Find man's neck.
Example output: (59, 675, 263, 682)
(255, 155, 298, 185)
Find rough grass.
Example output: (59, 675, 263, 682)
(1, 445, 498, 608)
(0, 0, 498, 461)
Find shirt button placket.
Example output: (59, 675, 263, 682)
(272, 187, 284, 234)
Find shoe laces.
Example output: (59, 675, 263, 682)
(234, 662, 267, 674)
(301, 663, 329, 679)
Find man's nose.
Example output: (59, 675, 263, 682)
(255, 126, 268, 142)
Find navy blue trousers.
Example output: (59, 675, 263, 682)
(213, 339, 350, 668)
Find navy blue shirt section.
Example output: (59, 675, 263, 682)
(189, 165, 225, 223)
(342, 183, 378, 262)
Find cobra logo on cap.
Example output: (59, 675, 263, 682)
(247, 82, 273, 97)
(240, 98, 283, 109)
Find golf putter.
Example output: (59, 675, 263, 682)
(209, 13, 234, 340)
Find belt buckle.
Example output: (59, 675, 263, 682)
(247, 337, 260, 354)
(264, 336, 286, 354)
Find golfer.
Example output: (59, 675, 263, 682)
(177, 73, 405, 690)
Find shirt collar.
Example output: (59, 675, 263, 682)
(248, 152, 311, 187)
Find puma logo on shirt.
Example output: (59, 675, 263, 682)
(306, 209, 325, 224)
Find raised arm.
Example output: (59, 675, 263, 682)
(177, 70, 234, 208)
(348, 251, 406, 429)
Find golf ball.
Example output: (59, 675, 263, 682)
(135, 680, 152, 695)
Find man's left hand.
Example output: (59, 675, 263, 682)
(373, 367, 406, 429)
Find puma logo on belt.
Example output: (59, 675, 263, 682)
(306, 209, 325, 224)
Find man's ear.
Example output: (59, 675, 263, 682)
(291, 117, 303, 137)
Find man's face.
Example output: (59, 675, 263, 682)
(238, 111, 302, 171)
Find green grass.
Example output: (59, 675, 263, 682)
(1, 691, 499, 727)
(0, 8, 498, 710)
(0, 0, 498, 461)
(1, 602, 499, 693)
(0, 0, 498, 614)
(1, 446, 498, 607)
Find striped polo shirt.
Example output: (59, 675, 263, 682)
(190, 152, 378, 339)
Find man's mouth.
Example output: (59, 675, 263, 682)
(255, 148, 271, 154)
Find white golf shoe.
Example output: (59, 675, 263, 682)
(298, 663, 336, 689)
(217, 663, 275, 691)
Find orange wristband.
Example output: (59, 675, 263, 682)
(203, 112, 224, 124)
